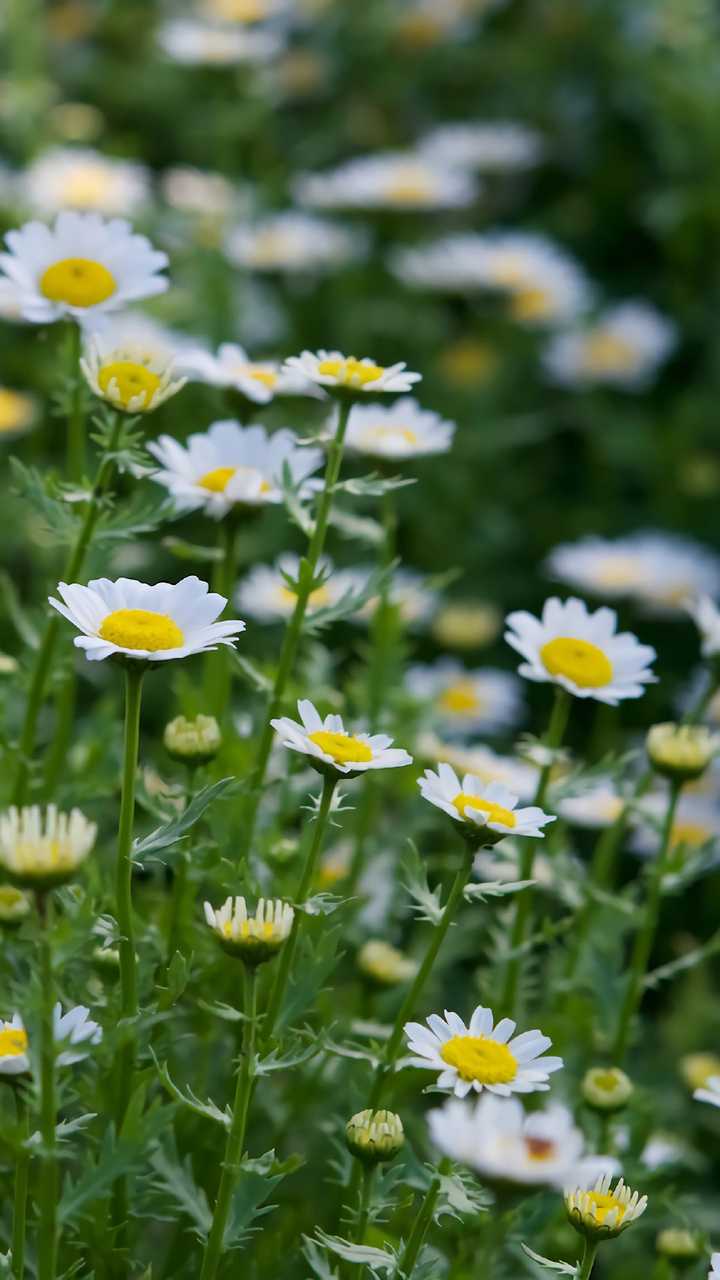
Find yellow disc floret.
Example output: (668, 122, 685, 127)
(198, 465, 271, 495)
(308, 730, 373, 765)
(440, 1034, 518, 1085)
(40, 257, 116, 307)
(439, 681, 480, 715)
(318, 357, 385, 387)
(452, 793, 516, 827)
(0, 389, 35, 434)
(582, 332, 638, 376)
(98, 608, 184, 652)
(582, 1189, 629, 1226)
(0, 1026, 28, 1057)
(98, 361, 162, 410)
(540, 636, 613, 688)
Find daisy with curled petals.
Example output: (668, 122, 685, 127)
(419, 763, 554, 844)
(49, 575, 245, 663)
(0, 1015, 30, 1076)
(404, 1004, 563, 1098)
(81, 313, 186, 413)
(505, 597, 656, 705)
(179, 342, 320, 404)
(344, 397, 455, 460)
(283, 349, 421, 396)
(147, 420, 323, 518)
(271, 698, 413, 778)
(0, 211, 168, 324)
(565, 1172, 647, 1241)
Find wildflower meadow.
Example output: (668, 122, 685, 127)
(1, 1, 720, 1278)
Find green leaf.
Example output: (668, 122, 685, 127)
(229, 650, 273, 693)
(335, 473, 416, 497)
(400, 841, 443, 925)
(9, 457, 78, 545)
(162, 535, 224, 564)
(223, 1149, 300, 1249)
(154, 1057, 232, 1131)
(463, 878, 536, 903)
(133, 777, 236, 863)
(313, 1230, 396, 1271)
(0, 570, 40, 649)
(144, 1135, 212, 1238)
(521, 1244, 579, 1276)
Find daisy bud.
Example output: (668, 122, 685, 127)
(565, 1174, 647, 1242)
(656, 1229, 702, 1263)
(356, 940, 418, 988)
(345, 1109, 404, 1164)
(582, 1066, 633, 1113)
(432, 601, 501, 651)
(204, 896, 294, 967)
(0, 885, 32, 929)
(0, 805, 96, 890)
(92, 944, 121, 974)
(164, 714, 222, 765)
(647, 722, 719, 782)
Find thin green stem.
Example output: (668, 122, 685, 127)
(397, 1158, 450, 1278)
(114, 665, 144, 1113)
(354, 1164, 375, 1245)
(242, 398, 352, 857)
(11, 411, 123, 805)
(12, 1084, 30, 1279)
(499, 687, 571, 1015)
(36, 892, 57, 1280)
(262, 773, 337, 1041)
(66, 322, 85, 482)
(165, 767, 198, 966)
(199, 966, 258, 1280)
(578, 1239, 599, 1280)
(204, 518, 239, 718)
(612, 778, 683, 1061)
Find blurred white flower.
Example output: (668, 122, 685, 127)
(688, 596, 720, 657)
(237, 554, 362, 622)
(179, 342, 319, 402)
(21, 148, 150, 218)
(543, 302, 676, 389)
(160, 166, 237, 219)
(710, 1253, 720, 1279)
(294, 151, 477, 211)
(557, 780, 625, 829)
(353, 568, 439, 629)
(631, 792, 720, 859)
(546, 533, 720, 616)
(418, 732, 537, 800)
(408, 659, 522, 735)
(53, 1003, 102, 1066)
(157, 19, 282, 64)
(344, 397, 454, 460)
(226, 211, 363, 273)
(419, 120, 543, 172)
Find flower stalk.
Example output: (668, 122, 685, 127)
(397, 1157, 450, 1278)
(578, 1239, 599, 1280)
(36, 891, 58, 1280)
(11, 1086, 30, 1280)
(66, 321, 85, 482)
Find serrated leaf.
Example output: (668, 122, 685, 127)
(144, 1136, 212, 1237)
(400, 841, 443, 925)
(463, 878, 536, 902)
(436, 1168, 490, 1222)
(314, 1230, 396, 1271)
(0, 570, 40, 649)
(327, 506, 384, 545)
(223, 1148, 298, 1249)
(335, 473, 416, 497)
(522, 1244, 578, 1276)
(255, 1036, 322, 1077)
(133, 777, 235, 863)
(229, 650, 272, 693)
(162, 535, 224, 564)
(303, 561, 395, 634)
(154, 1057, 232, 1131)
(298, 892, 346, 916)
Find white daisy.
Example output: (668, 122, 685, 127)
(294, 150, 477, 212)
(630, 792, 720, 862)
(688, 596, 720, 658)
(404, 1004, 563, 1098)
(178, 342, 319, 403)
(505, 597, 656, 704)
(418, 733, 537, 800)
(693, 1076, 720, 1108)
(354, 568, 439, 629)
(226, 211, 362, 273)
(284, 349, 421, 395)
(81, 313, 186, 413)
(21, 147, 150, 218)
(157, 19, 282, 65)
(428, 1094, 616, 1188)
(710, 1254, 720, 1279)
(49, 575, 245, 663)
(237, 554, 362, 623)
(0, 1015, 30, 1076)
(565, 1173, 647, 1239)
(270, 698, 413, 777)
(546, 532, 720, 616)
(344, 397, 454, 460)
(418, 763, 554, 841)
(204, 895, 294, 962)
(0, 805, 97, 887)
(557, 780, 625, 829)
(147, 420, 323, 518)
(419, 120, 544, 172)
(407, 659, 522, 735)
(160, 166, 236, 220)
(543, 302, 676, 390)
(0, 211, 168, 324)
(53, 1003, 102, 1066)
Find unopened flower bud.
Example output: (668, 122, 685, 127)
(0, 885, 31, 928)
(204, 896, 294, 967)
(656, 1228, 702, 1262)
(582, 1066, 633, 1112)
(164, 714, 221, 765)
(345, 1109, 404, 1164)
(357, 940, 418, 987)
(647, 722, 719, 782)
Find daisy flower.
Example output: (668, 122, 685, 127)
(293, 150, 477, 212)
(505, 597, 656, 704)
(557, 780, 625, 829)
(53, 1003, 102, 1066)
(0, 211, 168, 324)
(0, 1015, 30, 1075)
(543, 302, 676, 390)
(344, 397, 455, 460)
(147, 420, 323, 518)
(428, 1094, 616, 1188)
(237, 554, 362, 623)
(407, 659, 522, 735)
(354, 567, 439, 629)
(688, 595, 720, 657)
(710, 1255, 720, 1278)
(49, 575, 245, 663)
(161, 166, 236, 220)
(693, 1076, 720, 1108)
(419, 120, 544, 172)
(204, 896, 294, 965)
(546, 533, 720, 615)
(21, 147, 150, 218)
(284, 350, 421, 395)
(418, 733, 537, 800)
(270, 698, 413, 777)
(157, 19, 282, 65)
(81, 313, 186, 413)
(419, 763, 553, 842)
(565, 1173, 647, 1240)
(226, 211, 362, 274)
(404, 1004, 563, 1098)
(178, 342, 319, 404)
(0, 805, 97, 888)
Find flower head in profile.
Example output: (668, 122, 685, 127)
(53, 1003, 102, 1065)
(419, 733, 537, 801)
(565, 1173, 647, 1241)
(21, 147, 150, 218)
(237, 554, 363, 624)
(284, 350, 421, 396)
(271, 698, 413, 778)
(179, 342, 320, 404)
(81, 313, 186, 413)
(419, 120, 544, 172)
(50, 575, 245, 663)
(544, 301, 676, 390)
(419, 763, 554, 844)
(346, 1110, 404, 1163)
(354, 568, 438, 630)
(694, 1075, 720, 1108)
(0, 805, 97, 889)
(226, 211, 362, 274)
(557, 780, 625, 830)
(505, 597, 656, 704)
(407, 659, 522, 735)
(0, 885, 32, 928)
(344, 397, 454, 460)
(164, 714, 222, 765)
(0, 1015, 30, 1076)
(294, 150, 477, 212)
(404, 1004, 563, 1098)
(546, 533, 720, 616)
(0, 211, 168, 324)
(147, 421, 323, 518)
(204, 896, 293, 965)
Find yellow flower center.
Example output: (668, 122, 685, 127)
(279, 584, 330, 610)
(540, 636, 613, 688)
(222, 919, 275, 940)
(510, 288, 553, 322)
(206, 0, 268, 19)
(98, 361, 161, 409)
(0, 1027, 28, 1058)
(438, 339, 496, 388)
(671, 821, 712, 849)
(452, 793, 517, 827)
(594, 557, 642, 588)
(439, 1034, 518, 1084)
(98, 608, 184, 652)
(40, 257, 116, 308)
(438, 680, 480, 715)
(525, 1137, 556, 1161)
(247, 367, 277, 388)
(582, 332, 639, 375)
(385, 174, 434, 204)
(583, 1190, 627, 1225)
(0, 388, 34, 433)
(198, 465, 271, 495)
(362, 424, 418, 447)
(63, 166, 115, 209)
(308, 730, 373, 765)
(318, 357, 385, 387)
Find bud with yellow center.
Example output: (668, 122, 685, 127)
(0, 885, 32, 928)
(582, 1066, 633, 1113)
(656, 1229, 702, 1262)
(565, 1174, 647, 1242)
(647, 723, 719, 782)
(345, 1109, 404, 1164)
(0, 805, 97, 890)
(164, 714, 222, 766)
(357, 939, 418, 987)
(204, 896, 294, 966)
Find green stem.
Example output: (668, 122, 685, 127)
(397, 1158, 450, 1279)
(612, 778, 683, 1061)
(165, 767, 198, 966)
(36, 892, 57, 1280)
(114, 665, 144, 1109)
(499, 687, 571, 1015)
(262, 773, 337, 1041)
(12, 1083, 30, 1279)
(11, 411, 123, 805)
(199, 966, 258, 1280)
(578, 1239, 599, 1280)
(66, 322, 85, 482)
(204, 518, 239, 718)
(242, 398, 353, 856)
(354, 1164, 375, 1245)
